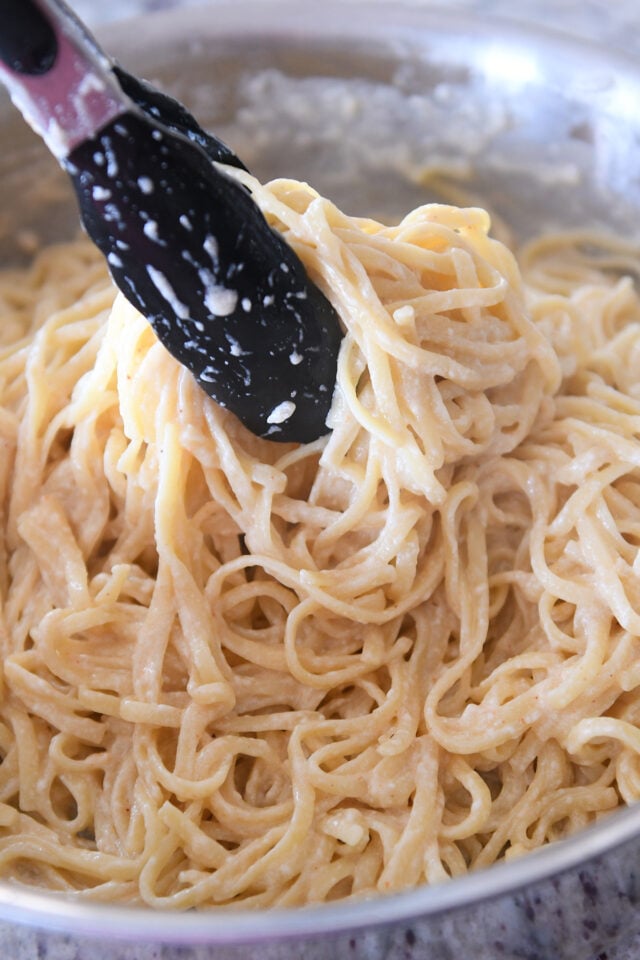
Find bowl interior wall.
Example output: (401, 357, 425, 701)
(2, 7, 640, 264)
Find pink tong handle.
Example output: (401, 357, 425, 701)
(0, 0, 128, 158)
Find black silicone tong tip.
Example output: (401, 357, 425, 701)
(112, 66, 248, 173)
(0, 0, 343, 445)
(66, 111, 342, 444)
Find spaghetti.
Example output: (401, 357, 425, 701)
(0, 171, 639, 907)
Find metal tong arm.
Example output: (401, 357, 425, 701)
(0, 0, 128, 158)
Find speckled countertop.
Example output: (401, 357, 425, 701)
(4, 2, 640, 959)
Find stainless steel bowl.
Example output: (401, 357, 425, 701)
(2, 3, 640, 958)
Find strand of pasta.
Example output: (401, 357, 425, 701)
(1, 180, 640, 906)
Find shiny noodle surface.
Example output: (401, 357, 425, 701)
(1, 173, 640, 907)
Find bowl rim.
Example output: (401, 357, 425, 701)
(2, 802, 640, 943)
(3, 0, 640, 944)
(93, 0, 640, 83)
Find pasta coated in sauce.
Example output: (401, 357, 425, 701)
(0, 174, 639, 906)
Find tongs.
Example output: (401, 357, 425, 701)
(0, 0, 343, 443)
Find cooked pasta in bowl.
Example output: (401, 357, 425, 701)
(1, 3, 640, 958)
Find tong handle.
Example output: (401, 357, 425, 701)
(0, 0, 57, 74)
(0, 0, 127, 157)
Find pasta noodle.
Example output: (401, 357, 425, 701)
(1, 169, 640, 907)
